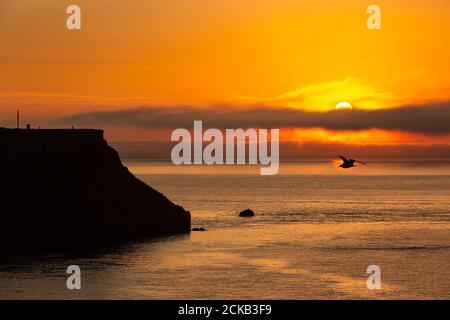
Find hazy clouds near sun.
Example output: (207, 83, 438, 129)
(61, 101, 450, 135)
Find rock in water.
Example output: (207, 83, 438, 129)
(239, 209, 255, 217)
(0, 128, 191, 250)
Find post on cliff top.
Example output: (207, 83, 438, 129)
(17, 109, 20, 129)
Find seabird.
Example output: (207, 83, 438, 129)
(338, 155, 367, 169)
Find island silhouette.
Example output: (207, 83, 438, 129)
(0, 127, 191, 251)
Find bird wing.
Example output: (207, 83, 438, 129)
(355, 160, 367, 165)
(348, 159, 356, 165)
(338, 155, 349, 164)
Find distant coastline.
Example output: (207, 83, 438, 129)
(123, 159, 450, 176)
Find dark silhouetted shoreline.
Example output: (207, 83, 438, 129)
(0, 127, 191, 251)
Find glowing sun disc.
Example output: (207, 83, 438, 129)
(335, 101, 353, 110)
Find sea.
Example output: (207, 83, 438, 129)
(1, 160, 449, 299)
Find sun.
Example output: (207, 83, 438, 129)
(335, 101, 353, 110)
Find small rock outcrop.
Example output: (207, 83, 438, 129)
(192, 227, 207, 232)
(0, 128, 191, 250)
(239, 209, 255, 217)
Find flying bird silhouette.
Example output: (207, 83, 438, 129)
(338, 155, 367, 169)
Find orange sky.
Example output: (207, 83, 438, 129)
(1, 0, 450, 152)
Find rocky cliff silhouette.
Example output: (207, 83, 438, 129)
(0, 128, 190, 250)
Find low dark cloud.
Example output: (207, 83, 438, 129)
(60, 102, 450, 134)
(111, 140, 450, 160)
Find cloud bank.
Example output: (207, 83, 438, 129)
(111, 140, 450, 160)
(60, 101, 450, 135)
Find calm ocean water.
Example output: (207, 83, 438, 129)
(1, 161, 449, 299)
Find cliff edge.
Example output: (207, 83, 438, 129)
(0, 128, 191, 249)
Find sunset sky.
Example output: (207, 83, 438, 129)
(1, 0, 450, 159)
